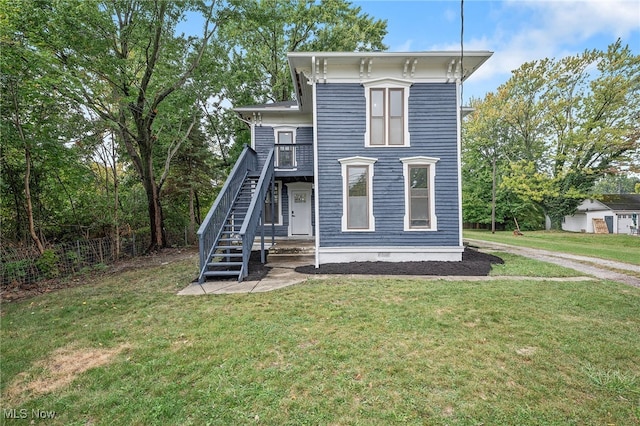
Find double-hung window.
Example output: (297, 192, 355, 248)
(401, 156, 439, 231)
(364, 79, 411, 147)
(274, 126, 296, 169)
(339, 156, 377, 232)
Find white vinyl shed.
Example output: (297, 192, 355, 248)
(562, 194, 640, 234)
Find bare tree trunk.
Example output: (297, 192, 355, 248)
(111, 130, 120, 258)
(9, 81, 45, 254)
(188, 186, 196, 245)
(142, 154, 166, 252)
(24, 146, 44, 254)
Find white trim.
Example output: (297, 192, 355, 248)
(338, 156, 377, 232)
(312, 65, 320, 268)
(261, 123, 313, 128)
(273, 126, 297, 168)
(456, 80, 463, 247)
(250, 122, 255, 150)
(400, 156, 439, 231)
(318, 246, 463, 264)
(286, 182, 313, 237)
(363, 79, 412, 148)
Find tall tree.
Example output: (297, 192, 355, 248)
(1, 4, 91, 249)
(464, 40, 640, 228)
(221, 0, 388, 103)
(15, 0, 223, 251)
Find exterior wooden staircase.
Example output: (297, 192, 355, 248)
(201, 176, 258, 279)
(197, 146, 274, 282)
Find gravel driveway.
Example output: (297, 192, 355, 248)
(466, 238, 640, 288)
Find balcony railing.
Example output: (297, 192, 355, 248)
(274, 142, 313, 175)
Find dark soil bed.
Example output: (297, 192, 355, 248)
(294, 248, 503, 276)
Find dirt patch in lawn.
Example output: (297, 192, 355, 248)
(5, 344, 129, 404)
(295, 248, 504, 276)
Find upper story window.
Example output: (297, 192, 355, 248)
(364, 79, 412, 147)
(273, 127, 296, 169)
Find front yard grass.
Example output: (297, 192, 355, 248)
(465, 229, 640, 266)
(1, 255, 639, 425)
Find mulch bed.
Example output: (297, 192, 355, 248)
(3, 247, 504, 301)
(294, 248, 503, 276)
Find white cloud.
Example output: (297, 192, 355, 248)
(395, 39, 414, 52)
(464, 0, 639, 88)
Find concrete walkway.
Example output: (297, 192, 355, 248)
(466, 238, 640, 288)
(178, 238, 640, 295)
(178, 254, 314, 295)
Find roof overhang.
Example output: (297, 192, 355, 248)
(235, 51, 493, 119)
(288, 50, 492, 112)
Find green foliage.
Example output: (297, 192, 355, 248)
(463, 40, 640, 228)
(35, 249, 59, 279)
(1, 259, 30, 282)
(592, 173, 640, 194)
(1, 0, 389, 250)
(220, 0, 387, 103)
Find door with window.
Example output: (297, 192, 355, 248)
(288, 185, 312, 236)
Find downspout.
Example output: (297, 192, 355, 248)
(456, 69, 464, 251)
(311, 56, 321, 268)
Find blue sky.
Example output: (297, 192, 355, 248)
(352, 0, 640, 101)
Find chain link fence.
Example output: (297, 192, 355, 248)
(1, 231, 191, 288)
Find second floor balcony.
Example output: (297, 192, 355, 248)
(273, 142, 313, 177)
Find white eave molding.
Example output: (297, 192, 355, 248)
(288, 51, 493, 85)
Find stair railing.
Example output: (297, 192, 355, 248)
(197, 145, 258, 283)
(238, 148, 274, 280)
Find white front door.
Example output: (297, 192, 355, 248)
(290, 188, 312, 236)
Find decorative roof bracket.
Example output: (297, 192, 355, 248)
(360, 58, 373, 79)
(323, 58, 327, 83)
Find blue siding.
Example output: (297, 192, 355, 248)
(316, 82, 460, 248)
(254, 125, 314, 176)
(254, 126, 275, 168)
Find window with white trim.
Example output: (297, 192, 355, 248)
(273, 126, 297, 169)
(364, 79, 411, 147)
(338, 157, 377, 232)
(401, 156, 439, 231)
(263, 181, 282, 225)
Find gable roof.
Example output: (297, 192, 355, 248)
(600, 194, 640, 211)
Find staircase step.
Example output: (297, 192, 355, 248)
(204, 270, 241, 278)
(208, 261, 243, 267)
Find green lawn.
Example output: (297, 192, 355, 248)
(2, 255, 639, 425)
(465, 229, 640, 266)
